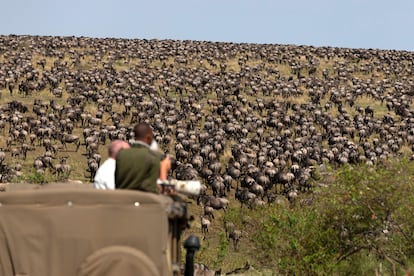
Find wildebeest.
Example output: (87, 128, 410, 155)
(229, 229, 242, 250)
(200, 216, 211, 240)
(201, 195, 229, 211)
(59, 133, 81, 152)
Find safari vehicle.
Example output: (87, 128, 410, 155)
(0, 182, 200, 276)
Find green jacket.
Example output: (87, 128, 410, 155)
(115, 143, 161, 194)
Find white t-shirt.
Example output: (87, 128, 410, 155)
(93, 158, 116, 190)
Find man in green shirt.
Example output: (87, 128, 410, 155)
(115, 123, 171, 193)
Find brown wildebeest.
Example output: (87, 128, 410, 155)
(59, 133, 80, 152)
(229, 229, 242, 250)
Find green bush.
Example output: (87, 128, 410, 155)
(22, 171, 47, 184)
(245, 158, 414, 275)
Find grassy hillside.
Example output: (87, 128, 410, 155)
(0, 35, 414, 274)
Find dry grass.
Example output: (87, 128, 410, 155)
(0, 45, 402, 184)
(1, 36, 413, 274)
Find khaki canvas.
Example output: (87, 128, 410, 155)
(0, 184, 173, 276)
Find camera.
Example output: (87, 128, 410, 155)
(158, 179, 201, 197)
(161, 153, 178, 171)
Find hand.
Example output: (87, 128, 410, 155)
(161, 185, 176, 196)
(159, 156, 172, 180)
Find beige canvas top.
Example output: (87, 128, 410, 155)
(0, 184, 174, 276)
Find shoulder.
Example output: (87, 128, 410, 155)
(96, 159, 115, 174)
(98, 158, 115, 169)
(121, 145, 159, 156)
(117, 146, 160, 162)
(102, 158, 116, 165)
(117, 147, 140, 158)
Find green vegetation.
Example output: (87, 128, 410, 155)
(215, 232, 229, 267)
(17, 170, 48, 184)
(195, 158, 414, 274)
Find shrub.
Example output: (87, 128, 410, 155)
(248, 158, 414, 275)
(22, 171, 47, 184)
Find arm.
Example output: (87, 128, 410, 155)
(159, 156, 172, 180)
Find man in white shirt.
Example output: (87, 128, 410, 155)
(93, 139, 130, 189)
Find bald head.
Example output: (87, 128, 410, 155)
(108, 140, 130, 159)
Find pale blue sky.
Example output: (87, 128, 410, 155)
(1, 0, 413, 51)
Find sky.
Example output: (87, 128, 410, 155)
(1, 0, 413, 51)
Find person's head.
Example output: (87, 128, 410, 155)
(133, 123, 154, 146)
(108, 140, 130, 159)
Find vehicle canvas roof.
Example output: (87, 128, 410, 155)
(0, 183, 173, 276)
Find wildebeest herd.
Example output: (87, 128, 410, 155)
(0, 35, 413, 250)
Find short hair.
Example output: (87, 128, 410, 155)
(108, 140, 130, 159)
(133, 123, 153, 140)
